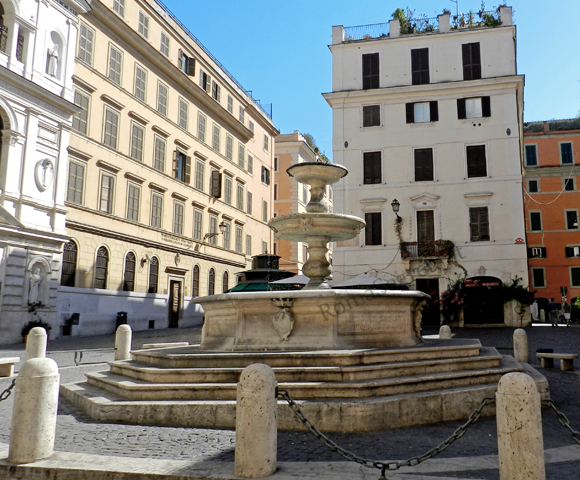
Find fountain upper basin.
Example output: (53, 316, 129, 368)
(269, 213, 365, 242)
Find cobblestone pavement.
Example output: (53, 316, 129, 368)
(0, 324, 579, 479)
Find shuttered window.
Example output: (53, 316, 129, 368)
(192, 265, 200, 297)
(363, 151, 381, 184)
(148, 257, 159, 294)
(457, 97, 491, 119)
(94, 247, 109, 289)
(208, 268, 215, 296)
(462, 42, 481, 80)
(77, 22, 94, 65)
(469, 207, 490, 241)
(414, 148, 434, 182)
(417, 210, 435, 243)
(411, 48, 429, 85)
(157, 82, 168, 116)
(193, 210, 203, 241)
(226, 134, 233, 160)
(178, 98, 188, 129)
(466, 145, 487, 178)
(238, 144, 245, 169)
(173, 202, 184, 235)
(212, 124, 220, 151)
(530, 212, 542, 231)
(123, 252, 136, 291)
(108, 45, 122, 85)
(130, 123, 144, 161)
(197, 112, 206, 142)
(222, 272, 229, 293)
(364, 212, 382, 245)
(134, 65, 147, 101)
(151, 193, 163, 228)
(67, 161, 84, 204)
(127, 183, 140, 222)
(154, 136, 166, 172)
(363, 105, 380, 127)
(362, 53, 379, 89)
(173, 151, 191, 183)
(103, 107, 119, 149)
(236, 225, 243, 253)
(99, 174, 115, 213)
(61, 241, 77, 287)
(72, 89, 89, 134)
(195, 160, 204, 191)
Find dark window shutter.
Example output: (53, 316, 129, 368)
(541, 247, 547, 258)
(363, 105, 380, 127)
(184, 156, 191, 184)
(186, 57, 196, 76)
(362, 53, 379, 89)
(411, 48, 429, 85)
(406, 103, 414, 124)
(429, 101, 438, 122)
(365, 212, 382, 245)
(462, 43, 481, 80)
(211, 170, 222, 198)
(479, 208, 490, 240)
(417, 210, 435, 243)
(414, 148, 434, 182)
(466, 145, 487, 178)
(363, 151, 381, 184)
(481, 96, 491, 117)
(172, 150, 178, 177)
(470, 207, 489, 241)
(527, 248, 534, 259)
(178, 49, 183, 69)
(565, 247, 574, 258)
(457, 99, 466, 119)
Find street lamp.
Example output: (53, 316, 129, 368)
(203, 220, 227, 242)
(391, 199, 401, 220)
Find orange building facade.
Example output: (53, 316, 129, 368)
(523, 119, 580, 305)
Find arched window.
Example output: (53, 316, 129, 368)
(222, 271, 229, 293)
(148, 256, 159, 294)
(208, 268, 215, 296)
(192, 265, 200, 297)
(123, 252, 136, 291)
(94, 246, 109, 289)
(60, 241, 77, 287)
(0, 4, 7, 54)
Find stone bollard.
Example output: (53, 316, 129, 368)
(439, 325, 452, 339)
(496, 372, 545, 480)
(539, 309, 545, 323)
(235, 364, 277, 478)
(115, 324, 132, 361)
(25, 327, 47, 361)
(513, 329, 528, 363)
(8, 357, 60, 464)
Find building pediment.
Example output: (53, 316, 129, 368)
(410, 193, 440, 207)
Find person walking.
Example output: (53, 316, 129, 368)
(548, 298, 559, 327)
(562, 300, 572, 327)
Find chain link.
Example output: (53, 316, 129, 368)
(543, 399, 580, 446)
(278, 388, 494, 475)
(0, 379, 16, 403)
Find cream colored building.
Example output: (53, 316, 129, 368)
(0, 0, 90, 344)
(59, 0, 277, 336)
(325, 7, 529, 327)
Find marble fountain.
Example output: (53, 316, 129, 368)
(61, 162, 548, 432)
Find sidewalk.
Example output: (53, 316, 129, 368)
(0, 325, 579, 479)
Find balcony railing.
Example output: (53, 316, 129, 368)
(344, 23, 390, 42)
(401, 240, 454, 259)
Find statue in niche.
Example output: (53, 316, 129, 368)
(272, 298, 294, 341)
(47, 44, 59, 77)
(413, 300, 427, 337)
(29, 266, 43, 304)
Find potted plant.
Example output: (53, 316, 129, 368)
(21, 319, 52, 342)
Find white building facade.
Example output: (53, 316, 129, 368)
(325, 7, 529, 327)
(0, 0, 89, 344)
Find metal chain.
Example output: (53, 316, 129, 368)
(0, 379, 16, 403)
(543, 399, 580, 446)
(278, 388, 494, 476)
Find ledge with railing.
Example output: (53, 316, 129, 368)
(400, 240, 454, 259)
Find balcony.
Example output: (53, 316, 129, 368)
(401, 240, 454, 259)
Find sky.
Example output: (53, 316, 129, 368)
(161, 0, 580, 161)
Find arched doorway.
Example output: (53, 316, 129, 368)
(463, 276, 504, 324)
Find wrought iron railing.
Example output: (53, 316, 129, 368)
(344, 22, 390, 41)
(401, 240, 454, 259)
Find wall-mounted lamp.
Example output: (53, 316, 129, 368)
(391, 198, 401, 220)
(140, 253, 151, 268)
(203, 220, 227, 242)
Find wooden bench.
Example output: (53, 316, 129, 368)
(536, 352, 578, 371)
(0, 357, 20, 377)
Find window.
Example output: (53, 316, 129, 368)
(99, 173, 115, 213)
(411, 48, 429, 85)
(274, 157, 279, 172)
(94, 246, 109, 289)
(528, 179, 539, 193)
(238, 144, 245, 169)
(247, 191, 252, 215)
(208, 268, 215, 295)
(530, 212, 542, 231)
(192, 265, 200, 296)
(560, 142, 573, 164)
(154, 136, 166, 172)
(223, 221, 231, 249)
(564, 178, 575, 191)
(173, 150, 191, 183)
(148, 257, 159, 293)
(261, 166, 271, 185)
(15, 28, 23, 63)
(566, 246, 580, 258)
(462, 42, 481, 80)
(108, 44, 123, 85)
(72, 89, 90, 134)
(247, 155, 253, 174)
(222, 271, 229, 293)
(457, 97, 491, 119)
(227, 95, 233, 114)
(208, 216, 218, 245)
(178, 50, 195, 75)
(532, 268, 546, 288)
(362, 53, 379, 89)
(210, 170, 221, 197)
(466, 145, 487, 178)
(414, 148, 434, 182)
(525, 145, 538, 167)
(364, 212, 382, 245)
(77, 22, 94, 65)
(160, 32, 170, 57)
(112, 0, 124, 17)
(178, 98, 188, 130)
(262, 241, 268, 253)
(235, 225, 243, 253)
(173, 202, 184, 235)
(363, 151, 381, 184)
(239, 106, 245, 124)
(197, 112, 206, 142)
(226, 134, 233, 160)
(130, 123, 144, 161)
(193, 210, 203, 241)
(469, 207, 490, 241)
(61, 241, 77, 287)
(273, 183, 278, 201)
(571, 267, 580, 288)
(224, 176, 232, 204)
(103, 106, 119, 149)
(263, 134, 269, 151)
(157, 82, 168, 116)
(566, 210, 578, 230)
(417, 210, 435, 243)
(134, 65, 147, 101)
(262, 200, 268, 222)
(195, 159, 204, 191)
(123, 252, 136, 291)
(66, 160, 84, 204)
(237, 183, 244, 210)
(211, 81, 220, 102)
(528, 247, 546, 259)
(212, 124, 220, 151)
(127, 183, 140, 222)
(199, 70, 211, 93)
(246, 234, 252, 255)
(406, 101, 438, 123)
(249, 121, 254, 133)
(363, 105, 380, 127)
(138, 11, 149, 38)
(151, 193, 163, 228)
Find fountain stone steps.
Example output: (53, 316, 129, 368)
(108, 346, 502, 384)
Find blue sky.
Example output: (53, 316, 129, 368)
(161, 0, 580, 161)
